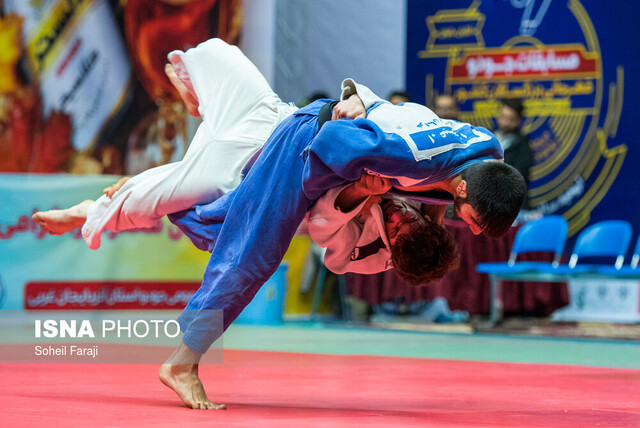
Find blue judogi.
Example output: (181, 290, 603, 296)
(170, 100, 503, 353)
(302, 101, 503, 199)
(169, 101, 323, 353)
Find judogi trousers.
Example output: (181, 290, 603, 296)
(170, 102, 325, 354)
(82, 38, 296, 249)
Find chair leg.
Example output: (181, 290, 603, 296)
(489, 275, 504, 326)
(337, 274, 350, 321)
(300, 243, 322, 293)
(310, 266, 327, 321)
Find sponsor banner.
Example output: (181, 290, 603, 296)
(407, 0, 639, 242)
(0, 173, 290, 331)
(3, 0, 132, 150)
(449, 46, 598, 81)
(24, 281, 200, 310)
(0, 174, 211, 311)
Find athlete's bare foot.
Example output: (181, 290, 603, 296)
(32, 200, 93, 235)
(159, 363, 225, 410)
(165, 63, 200, 117)
(159, 342, 226, 410)
(102, 176, 130, 198)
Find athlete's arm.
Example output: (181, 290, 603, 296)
(307, 186, 366, 270)
(335, 174, 392, 213)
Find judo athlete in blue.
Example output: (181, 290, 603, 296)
(31, 38, 525, 409)
(161, 95, 526, 409)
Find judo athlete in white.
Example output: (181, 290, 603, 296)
(33, 38, 297, 249)
(307, 174, 459, 282)
(309, 181, 421, 274)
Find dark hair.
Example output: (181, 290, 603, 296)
(388, 90, 411, 102)
(309, 91, 330, 102)
(500, 98, 524, 118)
(390, 221, 460, 286)
(460, 162, 527, 238)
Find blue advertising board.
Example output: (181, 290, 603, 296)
(407, 0, 639, 253)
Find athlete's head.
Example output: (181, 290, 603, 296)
(454, 162, 527, 238)
(382, 200, 460, 286)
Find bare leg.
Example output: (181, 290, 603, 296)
(159, 342, 226, 410)
(32, 200, 93, 235)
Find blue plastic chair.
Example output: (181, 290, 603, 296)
(476, 215, 568, 275)
(476, 215, 568, 326)
(596, 232, 640, 276)
(547, 220, 633, 274)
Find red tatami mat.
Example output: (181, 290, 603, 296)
(1, 349, 639, 427)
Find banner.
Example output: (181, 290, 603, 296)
(3, 0, 132, 151)
(406, 0, 639, 246)
(0, 174, 210, 310)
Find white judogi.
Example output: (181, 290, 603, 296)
(82, 39, 297, 249)
(307, 185, 427, 275)
(307, 185, 393, 274)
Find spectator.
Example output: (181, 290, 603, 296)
(434, 94, 459, 120)
(495, 98, 534, 208)
(387, 90, 410, 105)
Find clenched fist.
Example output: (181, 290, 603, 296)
(331, 94, 366, 120)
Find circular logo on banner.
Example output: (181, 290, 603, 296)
(417, 0, 626, 236)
